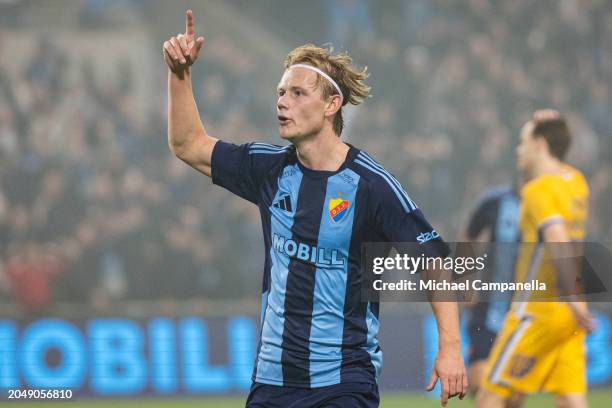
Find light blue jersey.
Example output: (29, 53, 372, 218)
(212, 141, 449, 388)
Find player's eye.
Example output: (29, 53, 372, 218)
(294, 90, 302, 97)
(277, 89, 285, 97)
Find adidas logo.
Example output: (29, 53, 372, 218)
(273, 194, 293, 212)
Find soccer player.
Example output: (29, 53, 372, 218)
(163, 10, 467, 407)
(476, 110, 596, 408)
(460, 183, 520, 398)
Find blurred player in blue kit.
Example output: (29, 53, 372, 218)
(163, 10, 467, 407)
(460, 183, 521, 406)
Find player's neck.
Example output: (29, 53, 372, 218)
(532, 155, 566, 178)
(294, 131, 349, 172)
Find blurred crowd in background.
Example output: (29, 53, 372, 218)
(0, 0, 610, 314)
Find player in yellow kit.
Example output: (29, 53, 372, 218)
(476, 110, 597, 408)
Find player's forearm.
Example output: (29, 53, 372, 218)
(167, 68, 208, 158)
(550, 255, 582, 300)
(430, 301, 461, 352)
(543, 223, 581, 299)
(424, 265, 462, 351)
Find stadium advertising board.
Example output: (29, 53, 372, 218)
(1, 312, 611, 397)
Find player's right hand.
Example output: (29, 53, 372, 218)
(568, 301, 597, 333)
(163, 10, 205, 73)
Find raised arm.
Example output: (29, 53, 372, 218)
(163, 10, 218, 177)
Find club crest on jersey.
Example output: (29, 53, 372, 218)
(329, 197, 350, 223)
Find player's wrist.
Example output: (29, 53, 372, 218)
(438, 338, 461, 355)
(567, 299, 586, 311)
(168, 66, 192, 82)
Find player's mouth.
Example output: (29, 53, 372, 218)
(278, 115, 291, 125)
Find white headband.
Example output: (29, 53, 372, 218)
(289, 64, 344, 101)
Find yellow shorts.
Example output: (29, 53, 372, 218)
(481, 307, 586, 398)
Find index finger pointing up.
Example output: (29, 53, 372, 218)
(186, 9, 194, 36)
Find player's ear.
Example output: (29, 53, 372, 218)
(535, 138, 552, 160)
(534, 136, 549, 154)
(325, 95, 342, 117)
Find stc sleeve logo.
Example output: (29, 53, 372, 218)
(416, 230, 440, 244)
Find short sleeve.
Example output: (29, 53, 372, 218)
(211, 140, 287, 204)
(373, 181, 450, 259)
(522, 182, 563, 230)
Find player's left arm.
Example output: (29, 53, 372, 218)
(426, 265, 468, 406)
(542, 222, 596, 333)
(369, 172, 468, 405)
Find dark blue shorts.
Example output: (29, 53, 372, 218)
(246, 382, 380, 408)
(468, 325, 498, 365)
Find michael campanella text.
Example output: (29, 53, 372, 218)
(373, 279, 547, 293)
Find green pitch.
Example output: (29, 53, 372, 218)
(2, 389, 612, 408)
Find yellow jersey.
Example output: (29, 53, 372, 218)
(481, 165, 589, 398)
(513, 165, 589, 314)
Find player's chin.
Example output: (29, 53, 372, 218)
(278, 127, 296, 141)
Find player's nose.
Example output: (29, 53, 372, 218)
(277, 94, 289, 111)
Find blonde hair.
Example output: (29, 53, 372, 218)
(284, 44, 371, 136)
